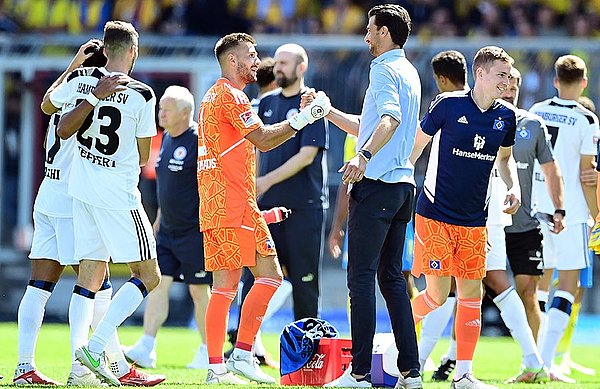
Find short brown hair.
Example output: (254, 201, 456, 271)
(472, 46, 514, 77)
(103, 21, 138, 57)
(368, 4, 411, 48)
(256, 57, 275, 88)
(214, 33, 256, 64)
(555, 55, 587, 85)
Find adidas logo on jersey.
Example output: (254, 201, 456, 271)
(457, 115, 469, 124)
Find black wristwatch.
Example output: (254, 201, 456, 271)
(554, 209, 566, 217)
(358, 149, 372, 162)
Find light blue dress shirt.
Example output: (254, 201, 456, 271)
(357, 48, 421, 184)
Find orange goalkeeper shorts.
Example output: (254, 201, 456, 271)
(203, 204, 277, 271)
(412, 213, 487, 280)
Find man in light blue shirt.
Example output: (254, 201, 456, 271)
(320, 4, 422, 388)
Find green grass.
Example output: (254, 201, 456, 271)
(0, 322, 599, 388)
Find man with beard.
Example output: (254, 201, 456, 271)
(256, 43, 329, 321)
(44, 21, 164, 386)
(197, 33, 330, 384)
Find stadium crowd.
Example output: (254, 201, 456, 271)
(1, 0, 600, 37)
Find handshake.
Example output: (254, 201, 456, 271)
(289, 91, 331, 131)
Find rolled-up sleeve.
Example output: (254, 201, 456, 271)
(370, 64, 402, 124)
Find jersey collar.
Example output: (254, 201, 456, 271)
(371, 48, 405, 66)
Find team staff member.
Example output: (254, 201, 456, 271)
(197, 32, 330, 385)
(257, 43, 328, 321)
(410, 46, 520, 389)
(319, 4, 423, 388)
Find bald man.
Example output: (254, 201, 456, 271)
(256, 43, 329, 320)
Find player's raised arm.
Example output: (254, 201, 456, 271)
(41, 40, 102, 115)
(246, 91, 330, 151)
(56, 75, 128, 139)
(301, 92, 360, 136)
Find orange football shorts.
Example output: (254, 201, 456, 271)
(203, 204, 277, 271)
(412, 213, 487, 280)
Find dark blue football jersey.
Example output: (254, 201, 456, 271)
(156, 127, 200, 235)
(257, 89, 329, 210)
(416, 90, 517, 227)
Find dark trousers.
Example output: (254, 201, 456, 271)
(347, 179, 419, 374)
(268, 208, 325, 320)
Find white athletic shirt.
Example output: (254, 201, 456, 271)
(33, 111, 77, 217)
(486, 164, 513, 227)
(50, 67, 156, 210)
(530, 97, 599, 224)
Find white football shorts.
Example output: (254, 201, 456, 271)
(486, 224, 507, 271)
(73, 199, 156, 263)
(541, 223, 590, 271)
(29, 210, 77, 266)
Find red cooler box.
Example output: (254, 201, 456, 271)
(281, 338, 352, 386)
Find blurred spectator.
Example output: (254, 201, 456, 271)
(112, 0, 162, 32)
(67, 0, 112, 34)
(2, 89, 20, 245)
(2, 1, 600, 38)
(536, 5, 567, 36)
(322, 0, 365, 34)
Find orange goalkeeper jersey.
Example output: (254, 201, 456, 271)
(197, 78, 263, 231)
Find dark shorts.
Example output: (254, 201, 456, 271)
(505, 228, 544, 276)
(156, 229, 212, 285)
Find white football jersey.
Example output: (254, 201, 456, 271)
(486, 165, 513, 227)
(530, 97, 599, 224)
(50, 67, 156, 210)
(33, 111, 77, 217)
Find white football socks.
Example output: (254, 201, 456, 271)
(419, 296, 456, 369)
(69, 291, 95, 359)
(88, 281, 145, 355)
(94, 287, 130, 377)
(537, 290, 549, 346)
(494, 287, 543, 369)
(17, 285, 52, 365)
(540, 290, 574, 368)
(447, 338, 457, 361)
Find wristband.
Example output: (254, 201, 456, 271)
(554, 209, 566, 217)
(358, 149, 372, 162)
(85, 93, 100, 107)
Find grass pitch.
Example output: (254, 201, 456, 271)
(0, 322, 598, 388)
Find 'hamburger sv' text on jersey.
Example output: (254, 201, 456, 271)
(49, 67, 157, 210)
